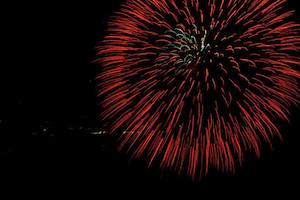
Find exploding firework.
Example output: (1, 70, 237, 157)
(97, 0, 300, 178)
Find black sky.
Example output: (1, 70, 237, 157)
(1, 0, 300, 198)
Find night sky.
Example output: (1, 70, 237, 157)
(1, 0, 300, 198)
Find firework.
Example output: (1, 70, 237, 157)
(97, 0, 300, 178)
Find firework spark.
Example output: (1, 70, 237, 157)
(97, 0, 300, 178)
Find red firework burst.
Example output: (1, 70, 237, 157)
(97, 0, 300, 178)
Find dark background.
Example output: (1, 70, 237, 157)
(1, 0, 300, 198)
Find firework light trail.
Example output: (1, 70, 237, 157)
(97, 0, 300, 179)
